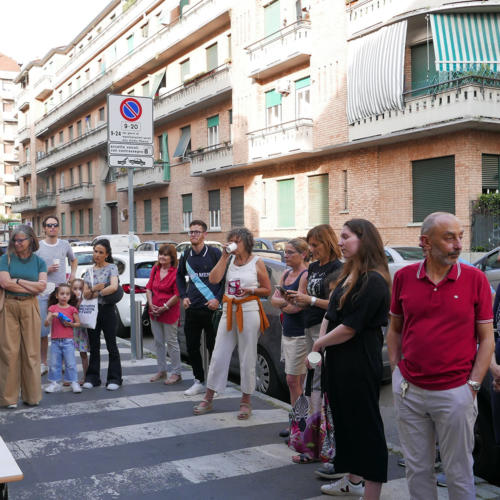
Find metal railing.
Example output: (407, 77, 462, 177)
(245, 19, 311, 53)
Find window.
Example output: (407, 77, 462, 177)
(60, 172, 65, 189)
(85, 115, 92, 131)
(44, 139, 49, 153)
(482, 154, 500, 194)
(79, 209, 84, 235)
(59, 131, 64, 144)
(88, 208, 93, 235)
(308, 174, 329, 225)
(231, 186, 244, 227)
(58, 90, 63, 102)
(160, 197, 169, 232)
(180, 0, 189, 17)
(71, 211, 76, 236)
(61, 213, 66, 235)
(87, 162, 92, 183)
(142, 81, 150, 97)
(78, 165, 82, 184)
(207, 115, 219, 147)
(50, 136, 55, 148)
(180, 59, 190, 82)
(173, 126, 191, 158)
(144, 200, 152, 232)
(68, 82, 72, 95)
(77, 120, 82, 137)
(85, 68, 90, 81)
(228, 109, 233, 142)
(411, 42, 439, 95)
(265, 89, 282, 126)
(227, 34, 232, 59)
(412, 156, 455, 222)
(278, 179, 295, 228)
(264, 0, 280, 36)
(206, 43, 218, 71)
(98, 107, 105, 122)
(68, 125, 73, 141)
(76, 76, 81, 90)
(70, 168, 74, 186)
(182, 194, 193, 230)
(209, 190, 221, 230)
(141, 22, 149, 38)
(127, 34, 134, 53)
(295, 76, 311, 118)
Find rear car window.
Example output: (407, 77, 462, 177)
(136, 261, 155, 278)
(76, 253, 94, 265)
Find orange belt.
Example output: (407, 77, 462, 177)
(222, 295, 270, 334)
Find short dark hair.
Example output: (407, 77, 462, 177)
(158, 243, 178, 267)
(227, 227, 254, 254)
(93, 238, 113, 263)
(8, 224, 39, 255)
(43, 215, 59, 227)
(190, 220, 207, 232)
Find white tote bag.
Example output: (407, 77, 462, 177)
(79, 269, 98, 330)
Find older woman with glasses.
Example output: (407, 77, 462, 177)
(0, 225, 47, 408)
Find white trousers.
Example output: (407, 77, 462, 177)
(150, 320, 181, 375)
(206, 309, 260, 394)
(392, 366, 477, 500)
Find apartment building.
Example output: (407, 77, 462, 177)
(0, 53, 20, 241)
(11, 0, 500, 247)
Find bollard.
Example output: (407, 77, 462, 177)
(133, 300, 143, 360)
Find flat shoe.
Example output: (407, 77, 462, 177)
(150, 372, 166, 382)
(193, 399, 213, 415)
(164, 374, 182, 385)
(292, 453, 316, 464)
(237, 402, 252, 420)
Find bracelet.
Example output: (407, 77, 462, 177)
(310, 296, 317, 306)
(163, 302, 170, 310)
(16, 278, 20, 285)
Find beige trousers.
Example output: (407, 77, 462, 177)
(0, 296, 42, 406)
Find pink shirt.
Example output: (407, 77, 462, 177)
(146, 265, 180, 325)
(48, 304, 79, 339)
(390, 260, 492, 390)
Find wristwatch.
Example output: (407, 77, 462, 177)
(467, 379, 481, 391)
(310, 296, 317, 306)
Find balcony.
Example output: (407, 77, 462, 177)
(17, 126, 31, 143)
(247, 118, 313, 162)
(34, 0, 230, 136)
(14, 162, 31, 181)
(59, 183, 94, 204)
(10, 196, 34, 213)
(3, 173, 17, 184)
(189, 143, 233, 176)
(155, 64, 231, 126)
(246, 20, 311, 80)
(3, 194, 17, 204)
(116, 164, 170, 191)
(36, 123, 106, 173)
(349, 74, 500, 141)
(36, 192, 57, 209)
(34, 74, 55, 101)
(3, 153, 18, 163)
(2, 111, 17, 122)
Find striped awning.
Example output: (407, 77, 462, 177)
(430, 13, 500, 72)
(347, 21, 407, 124)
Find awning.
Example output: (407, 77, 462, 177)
(149, 69, 166, 98)
(173, 127, 191, 157)
(347, 21, 407, 124)
(430, 13, 500, 72)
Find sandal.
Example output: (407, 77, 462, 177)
(291, 453, 317, 464)
(150, 372, 166, 382)
(237, 402, 252, 420)
(164, 374, 182, 385)
(193, 399, 213, 415)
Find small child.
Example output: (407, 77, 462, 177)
(70, 278, 90, 385)
(44, 284, 82, 394)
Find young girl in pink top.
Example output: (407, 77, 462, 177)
(44, 284, 82, 394)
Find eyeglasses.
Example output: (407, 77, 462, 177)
(45, 223, 59, 228)
(14, 237, 30, 244)
(188, 231, 203, 236)
(284, 250, 298, 255)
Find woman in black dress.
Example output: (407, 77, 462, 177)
(312, 219, 390, 499)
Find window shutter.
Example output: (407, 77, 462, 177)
(482, 154, 500, 191)
(209, 190, 220, 211)
(231, 186, 244, 227)
(180, 0, 189, 16)
(206, 43, 218, 71)
(182, 194, 192, 213)
(160, 197, 169, 232)
(264, 0, 280, 36)
(295, 76, 310, 90)
(61, 213, 66, 235)
(265, 89, 282, 108)
(412, 156, 455, 222)
(278, 179, 295, 228)
(411, 42, 438, 95)
(308, 174, 329, 226)
(144, 200, 152, 232)
(207, 115, 219, 128)
(88, 209, 93, 235)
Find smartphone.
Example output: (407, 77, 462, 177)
(276, 286, 287, 295)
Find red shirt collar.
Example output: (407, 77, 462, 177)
(416, 259, 461, 281)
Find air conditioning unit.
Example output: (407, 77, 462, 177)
(277, 79, 291, 95)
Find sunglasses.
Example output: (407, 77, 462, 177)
(45, 223, 59, 228)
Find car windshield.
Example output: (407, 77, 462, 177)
(76, 253, 94, 265)
(272, 240, 288, 251)
(392, 247, 423, 261)
(136, 262, 155, 278)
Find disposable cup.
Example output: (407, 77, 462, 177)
(307, 351, 321, 369)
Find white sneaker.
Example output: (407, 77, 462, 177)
(184, 379, 205, 396)
(71, 382, 82, 393)
(45, 382, 62, 393)
(106, 383, 120, 391)
(320, 476, 365, 496)
(82, 382, 94, 389)
(40, 363, 48, 376)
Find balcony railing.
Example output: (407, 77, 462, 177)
(33, 74, 55, 101)
(36, 192, 57, 209)
(189, 143, 233, 176)
(3, 194, 17, 204)
(349, 73, 500, 141)
(3, 173, 17, 184)
(35, 123, 107, 173)
(10, 196, 34, 213)
(2, 111, 17, 122)
(14, 162, 31, 181)
(155, 64, 231, 125)
(59, 183, 94, 204)
(245, 20, 311, 79)
(247, 118, 313, 162)
(34, 0, 230, 136)
(17, 126, 30, 143)
(116, 164, 170, 191)
(3, 153, 18, 163)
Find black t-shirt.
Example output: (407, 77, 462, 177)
(305, 259, 343, 327)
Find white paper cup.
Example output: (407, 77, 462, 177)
(226, 242, 237, 253)
(53, 259, 60, 265)
(307, 351, 322, 369)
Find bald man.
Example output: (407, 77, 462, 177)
(387, 212, 495, 500)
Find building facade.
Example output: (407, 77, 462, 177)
(11, 0, 500, 248)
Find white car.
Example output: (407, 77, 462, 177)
(385, 246, 423, 278)
(176, 240, 224, 259)
(91, 234, 141, 253)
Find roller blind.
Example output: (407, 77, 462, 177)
(482, 154, 500, 191)
(308, 174, 329, 226)
(278, 179, 295, 228)
(160, 197, 169, 232)
(231, 186, 244, 227)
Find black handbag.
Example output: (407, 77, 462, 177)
(102, 280, 124, 305)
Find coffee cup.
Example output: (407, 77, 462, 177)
(53, 258, 60, 269)
(226, 242, 237, 253)
(307, 351, 322, 369)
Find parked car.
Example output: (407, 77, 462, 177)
(473, 247, 500, 289)
(91, 234, 141, 253)
(254, 237, 290, 254)
(0, 242, 7, 256)
(136, 240, 177, 252)
(70, 240, 92, 247)
(176, 240, 224, 259)
(385, 246, 423, 278)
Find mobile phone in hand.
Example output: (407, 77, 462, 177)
(276, 286, 287, 295)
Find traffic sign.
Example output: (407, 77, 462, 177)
(108, 156, 154, 168)
(120, 98, 142, 121)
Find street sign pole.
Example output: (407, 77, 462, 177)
(128, 168, 137, 359)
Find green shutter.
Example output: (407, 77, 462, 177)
(88, 208, 93, 236)
(127, 34, 134, 53)
(79, 209, 84, 235)
(207, 115, 219, 128)
(209, 190, 220, 210)
(180, 0, 189, 17)
(206, 43, 218, 71)
(161, 133, 170, 181)
(144, 200, 152, 232)
(264, 0, 280, 36)
(71, 212, 76, 236)
(265, 89, 282, 108)
(231, 186, 244, 227)
(278, 179, 295, 228)
(160, 197, 169, 232)
(412, 156, 455, 222)
(308, 175, 329, 225)
(182, 194, 192, 213)
(482, 154, 500, 191)
(133, 201, 137, 232)
(411, 42, 438, 95)
(61, 213, 66, 235)
(295, 76, 310, 90)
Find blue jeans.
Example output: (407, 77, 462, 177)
(48, 338, 78, 383)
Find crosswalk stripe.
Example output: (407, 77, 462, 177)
(11, 409, 288, 460)
(10, 444, 295, 499)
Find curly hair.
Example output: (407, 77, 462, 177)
(48, 283, 79, 308)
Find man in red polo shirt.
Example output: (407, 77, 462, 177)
(387, 212, 495, 500)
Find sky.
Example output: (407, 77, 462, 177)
(0, 0, 108, 66)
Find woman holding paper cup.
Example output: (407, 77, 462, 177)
(311, 219, 390, 498)
(193, 227, 271, 419)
